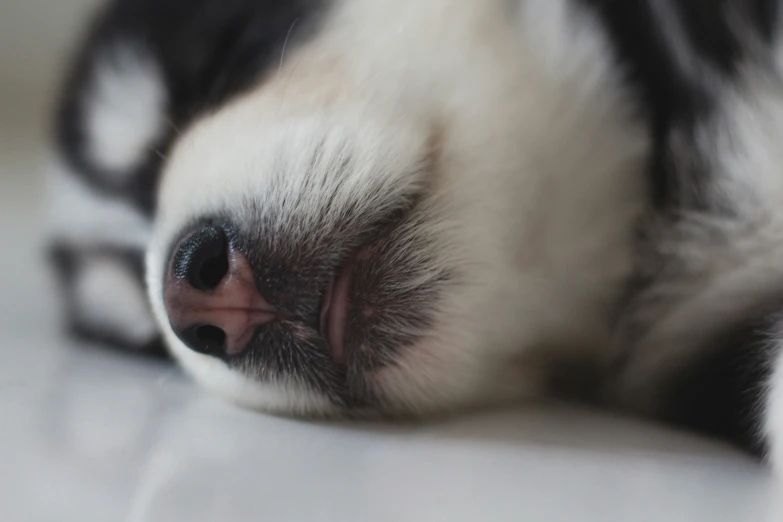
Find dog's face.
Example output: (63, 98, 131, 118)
(51, 0, 783, 478)
(144, 0, 646, 417)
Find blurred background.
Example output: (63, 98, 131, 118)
(0, 1, 775, 521)
(1, 0, 99, 318)
(2, 0, 98, 125)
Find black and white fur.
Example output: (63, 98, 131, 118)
(48, 0, 783, 492)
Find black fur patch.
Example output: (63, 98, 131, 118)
(578, 0, 779, 210)
(661, 310, 780, 456)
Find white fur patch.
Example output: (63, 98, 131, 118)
(73, 256, 157, 346)
(47, 159, 152, 249)
(85, 42, 167, 177)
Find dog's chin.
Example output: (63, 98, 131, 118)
(162, 327, 530, 420)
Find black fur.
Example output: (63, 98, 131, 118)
(55, 0, 324, 214)
(581, 0, 781, 454)
(662, 310, 780, 456)
(579, 0, 778, 210)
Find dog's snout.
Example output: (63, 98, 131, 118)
(164, 224, 278, 359)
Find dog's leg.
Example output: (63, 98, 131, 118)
(49, 5, 171, 354)
(48, 162, 161, 354)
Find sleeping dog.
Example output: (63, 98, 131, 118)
(49, 0, 783, 477)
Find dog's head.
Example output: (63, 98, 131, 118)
(145, 0, 645, 417)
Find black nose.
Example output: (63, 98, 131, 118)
(171, 225, 230, 291)
(164, 224, 280, 358)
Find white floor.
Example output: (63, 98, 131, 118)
(0, 113, 776, 522)
(0, 1, 775, 520)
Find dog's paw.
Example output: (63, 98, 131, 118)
(50, 242, 165, 357)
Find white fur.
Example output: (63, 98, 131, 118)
(146, 0, 647, 416)
(48, 158, 152, 249)
(74, 256, 157, 346)
(166, 345, 341, 416)
(85, 42, 167, 177)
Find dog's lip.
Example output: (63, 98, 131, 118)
(320, 247, 368, 364)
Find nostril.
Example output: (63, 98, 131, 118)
(182, 324, 227, 356)
(195, 249, 229, 290)
(172, 225, 229, 291)
(195, 324, 226, 349)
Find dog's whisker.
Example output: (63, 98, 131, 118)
(278, 18, 300, 76)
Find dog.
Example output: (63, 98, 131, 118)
(47, 0, 783, 480)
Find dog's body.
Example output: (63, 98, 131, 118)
(48, 0, 783, 479)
